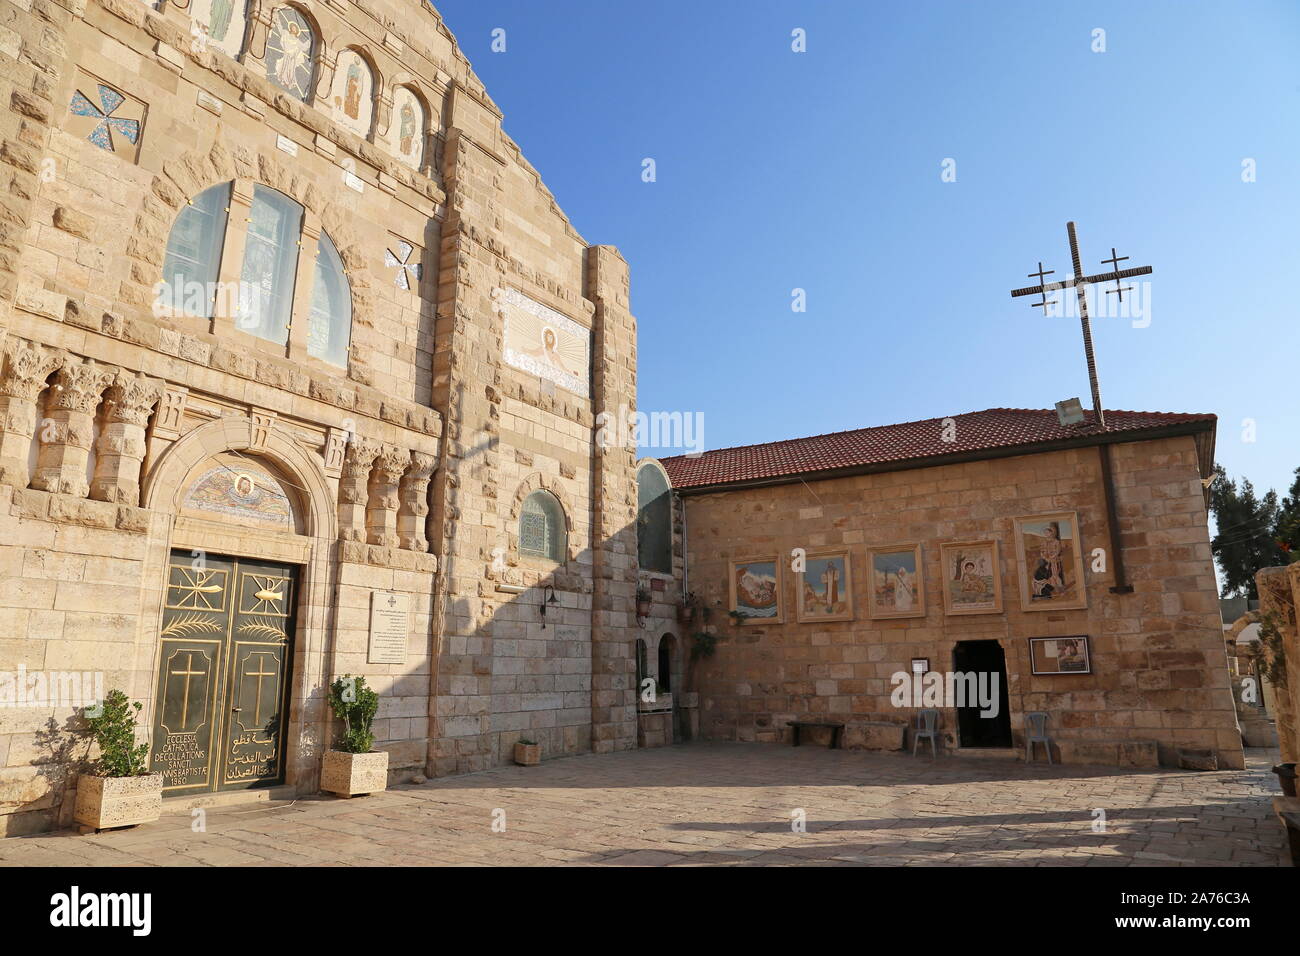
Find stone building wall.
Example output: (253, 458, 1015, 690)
(680, 435, 1245, 770)
(0, 0, 639, 835)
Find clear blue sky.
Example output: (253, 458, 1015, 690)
(434, 0, 1299, 500)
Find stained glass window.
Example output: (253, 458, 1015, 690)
(160, 182, 230, 318)
(520, 491, 565, 562)
(307, 231, 351, 367)
(236, 185, 302, 346)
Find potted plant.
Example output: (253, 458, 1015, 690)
(321, 675, 387, 798)
(677, 591, 698, 626)
(74, 689, 163, 831)
(514, 738, 541, 766)
(636, 586, 653, 618)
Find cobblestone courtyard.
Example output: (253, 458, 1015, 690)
(0, 744, 1288, 867)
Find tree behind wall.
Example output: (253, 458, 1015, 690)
(1209, 463, 1288, 598)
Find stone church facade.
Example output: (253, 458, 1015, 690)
(0, 0, 639, 835)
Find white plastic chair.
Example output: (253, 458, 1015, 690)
(912, 709, 940, 757)
(1025, 711, 1052, 764)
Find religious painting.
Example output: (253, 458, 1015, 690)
(179, 458, 298, 533)
(939, 540, 1003, 616)
(795, 549, 853, 622)
(189, 0, 247, 59)
(66, 73, 146, 162)
(385, 85, 426, 168)
(728, 557, 783, 624)
(265, 7, 315, 102)
(329, 48, 374, 137)
(1013, 512, 1088, 611)
(1029, 635, 1092, 675)
(501, 287, 591, 397)
(867, 543, 925, 619)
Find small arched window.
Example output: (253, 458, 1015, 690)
(637, 461, 672, 573)
(236, 185, 303, 346)
(308, 231, 351, 366)
(160, 182, 230, 318)
(265, 6, 316, 102)
(519, 490, 565, 563)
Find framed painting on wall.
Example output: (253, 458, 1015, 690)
(939, 540, 1003, 616)
(795, 549, 853, 622)
(866, 543, 925, 619)
(1029, 635, 1091, 675)
(728, 557, 783, 624)
(1013, 512, 1088, 611)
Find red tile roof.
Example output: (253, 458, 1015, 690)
(660, 408, 1216, 491)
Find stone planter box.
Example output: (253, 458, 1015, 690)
(514, 742, 541, 766)
(843, 721, 906, 751)
(74, 773, 163, 831)
(321, 750, 388, 797)
(1178, 748, 1219, 771)
(638, 692, 672, 713)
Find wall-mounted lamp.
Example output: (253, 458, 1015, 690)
(540, 584, 558, 629)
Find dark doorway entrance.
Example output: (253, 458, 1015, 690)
(150, 550, 299, 794)
(952, 640, 1012, 748)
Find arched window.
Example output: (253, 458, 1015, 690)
(308, 231, 351, 366)
(265, 6, 316, 102)
(519, 490, 565, 563)
(160, 182, 230, 318)
(637, 461, 672, 573)
(236, 185, 303, 346)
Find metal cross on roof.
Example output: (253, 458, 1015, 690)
(1009, 221, 1153, 429)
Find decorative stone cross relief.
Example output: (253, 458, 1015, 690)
(384, 240, 421, 291)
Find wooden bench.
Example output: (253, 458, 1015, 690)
(788, 720, 844, 749)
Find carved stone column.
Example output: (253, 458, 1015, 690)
(90, 370, 163, 504)
(339, 438, 380, 541)
(398, 452, 437, 551)
(32, 358, 116, 497)
(366, 445, 409, 549)
(0, 339, 64, 488)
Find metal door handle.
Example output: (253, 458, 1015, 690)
(232, 706, 242, 712)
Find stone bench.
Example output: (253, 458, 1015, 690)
(787, 721, 844, 749)
(843, 722, 907, 752)
(1054, 740, 1159, 768)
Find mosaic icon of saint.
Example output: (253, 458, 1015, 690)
(525, 326, 576, 376)
(399, 101, 417, 155)
(208, 0, 233, 43)
(344, 62, 362, 119)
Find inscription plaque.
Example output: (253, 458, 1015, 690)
(368, 591, 409, 664)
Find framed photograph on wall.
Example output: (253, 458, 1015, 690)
(1013, 511, 1088, 611)
(939, 540, 1003, 616)
(728, 556, 783, 624)
(866, 543, 925, 619)
(1029, 635, 1092, 675)
(795, 549, 853, 622)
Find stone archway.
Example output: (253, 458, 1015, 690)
(138, 415, 338, 796)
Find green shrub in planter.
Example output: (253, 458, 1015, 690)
(85, 689, 150, 777)
(328, 675, 379, 754)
